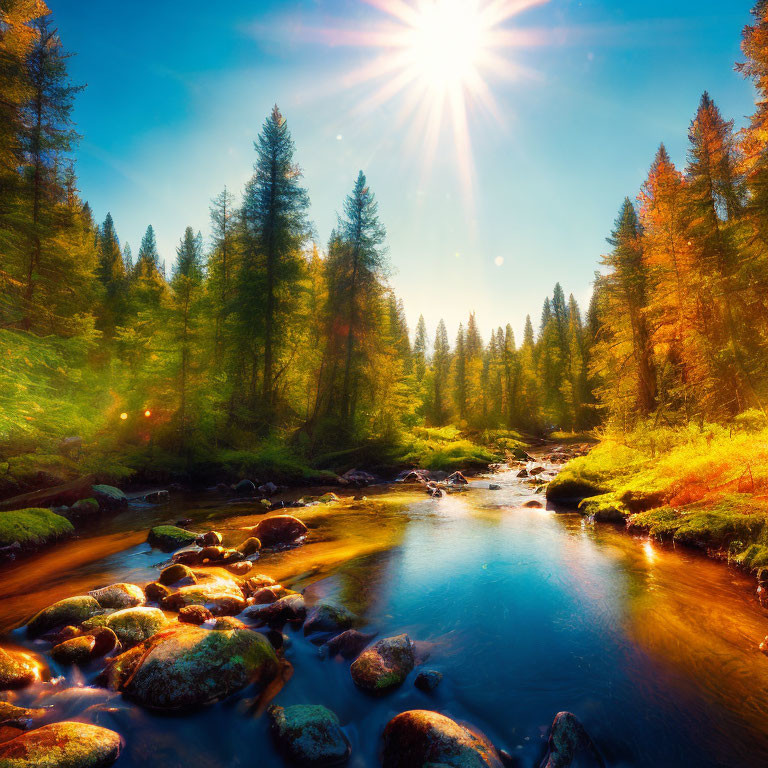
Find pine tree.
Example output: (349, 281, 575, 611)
(413, 314, 428, 382)
(430, 318, 452, 425)
(237, 106, 309, 427)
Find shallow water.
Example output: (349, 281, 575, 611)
(2, 466, 768, 767)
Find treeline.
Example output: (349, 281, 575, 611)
(591, 2, 768, 430)
(0, 3, 598, 466)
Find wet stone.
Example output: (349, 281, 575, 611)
(269, 704, 351, 767)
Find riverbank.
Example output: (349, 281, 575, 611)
(546, 419, 768, 582)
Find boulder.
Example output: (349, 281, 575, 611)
(91, 484, 128, 509)
(397, 470, 429, 484)
(259, 482, 279, 496)
(0, 507, 74, 553)
(304, 601, 355, 636)
(88, 583, 145, 610)
(542, 711, 604, 768)
(414, 669, 443, 692)
(178, 605, 213, 625)
(447, 472, 469, 485)
(318, 493, 339, 504)
(69, 497, 100, 518)
(161, 582, 246, 616)
(381, 710, 503, 768)
(341, 469, 377, 487)
(545, 474, 605, 506)
(227, 561, 253, 576)
(250, 587, 284, 605)
(235, 479, 256, 496)
(144, 582, 172, 603)
(143, 490, 169, 504)
(0, 701, 46, 729)
(50, 628, 118, 665)
(322, 630, 376, 660)
(116, 623, 278, 710)
(237, 537, 262, 556)
(269, 704, 351, 767)
(195, 531, 222, 547)
(159, 563, 197, 586)
(0, 647, 41, 690)
(488, 484, 501, 491)
(244, 594, 305, 626)
(252, 515, 308, 547)
(26, 595, 103, 637)
(91, 606, 168, 646)
(147, 525, 198, 551)
(523, 500, 543, 508)
(350, 634, 414, 693)
(0, 721, 121, 768)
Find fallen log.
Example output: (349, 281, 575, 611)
(0, 474, 95, 511)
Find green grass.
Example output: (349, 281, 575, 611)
(0, 507, 74, 549)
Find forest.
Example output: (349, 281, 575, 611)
(3, 0, 768, 486)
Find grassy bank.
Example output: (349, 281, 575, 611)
(0, 426, 528, 499)
(547, 414, 768, 572)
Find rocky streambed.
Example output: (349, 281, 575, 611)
(1, 455, 768, 767)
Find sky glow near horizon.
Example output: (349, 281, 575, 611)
(54, 0, 754, 343)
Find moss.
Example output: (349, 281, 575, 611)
(147, 525, 197, 551)
(269, 704, 350, 766)
(0, 507, 74, 550)
(98, 606, 169, 646)
(545, 462, 609, 505)
(578, 493, 629, 522)
(27, 595, 103, 637)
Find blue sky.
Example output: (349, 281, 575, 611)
(54, 0, 755, 342)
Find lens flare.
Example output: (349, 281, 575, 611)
(144, 410, 152, 418)
(119, 412, 128, 421)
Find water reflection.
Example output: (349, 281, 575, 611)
(1, 471, 768, 766)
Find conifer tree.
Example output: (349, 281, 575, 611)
(413, 314, 428, 382)
(430, 318, 452, 425)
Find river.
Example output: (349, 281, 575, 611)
(1, 462, 768, 767)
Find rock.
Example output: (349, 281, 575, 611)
(69, 497, 100, 517)
(26, 595, 103, 637)
(0, 647, 41, 690)
(529, 466, 546, 476)
(323, 630, 376, 660)
(381, 710, 503, 768)
(304, 601, 355, 636)
(0, 507, 74, 552)
(244, 594, 306, 626)
(545, 474, 605, 506)
(227, 561, 253, 576)
(143, 490, 169, 504)
(235, 479, 256, 496)
(147, 525, 198, 551)
(414, 669, 443, 692)
(542, 711, 604, 768)
(341, 468, 377, 487)
(516, 469, 529, 478)
(488, 484, 501, 491)
(93, 606, 169, 646)
(244, 574, 277, 592)
(427, 486, 444, 499)
(116, 623, 279, 710)
(252, 515, 308, 547)
(91, 484, 128, 509)
(211, 616, 245, 631)
(350, 634, 415, 693)
(447, 471, 469, 485)
(195, 530, 222, 547)
(0, 721, 121, 768)
(178, 605, 213, 625)
(161, 582, 246, 616)
(237, 537, 262, 556)
(88, 583, 145, 610)
(258, 482, 279, 496)
(159, 563, 197, 586)
(250, 587, 283, 605)
(144, 582, 171, 603)
(397, 470, 429, 484)
(318, 492, 339, 504)
(523, 500, 543, 508)
(50, 628, 117, 664)
(269, 704, 351, 767)
(0, 702, 45, 729)
(197, 545, 243, 564)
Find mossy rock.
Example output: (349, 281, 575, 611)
(161, 582, 246, 616)
(91, 484, 128, 509)
(350, 634, 414, 694)
(578, 494, 628, 523)
(69, 498, 100, 517)
(269, 704, 351, 767)
(118, 623, 279, 710)
(252, 515, 308, 547)
(147, 525, 198, 551)
(26, 596, 103, 637)
(88, 583, 145, 610)
(545, 472, 606, 506)
(0, 701, 46, 728)
(91, 606, 169, 647)
(0, 647, 41, 690)
(304, 601, 355, 636)
(0, 721, 121, 767)
(159, 563, 197, 586)
(381, 710, 503, 768)
(0, 508, 74, 550)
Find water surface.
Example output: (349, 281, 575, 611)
(2, 467, 767, 767)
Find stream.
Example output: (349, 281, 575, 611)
(1, 460, 768, 767)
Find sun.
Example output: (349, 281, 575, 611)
(405, 0, 489, 92)
(337, 0, 550, 203)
